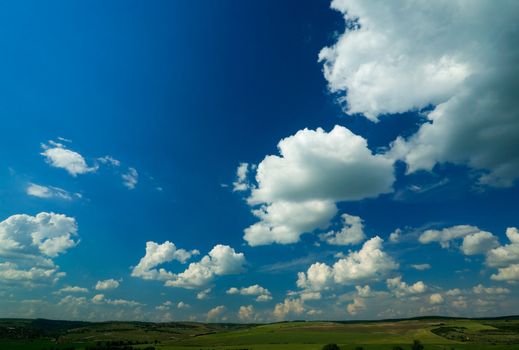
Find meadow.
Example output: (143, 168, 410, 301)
(1, 317, 518, 350)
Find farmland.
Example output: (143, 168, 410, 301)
(1, 317, 518, 350)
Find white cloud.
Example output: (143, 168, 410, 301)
(238, 305, 255, 321)
(297, 236, 398, 291)
(446, 288, 462, 297)
(233, 163, 251, 192)
(347, 297, 365, 316)
(244, 125, 394, 246)
(58, 286, 88, 294)
(95, 279, 120, 291)
(122, 167, 139, 189)
(273, 298, 304, 320)
(26, 183, 80, 201)
(41, 141, 97, 176)
(131, 241, 199, 281)
(0, 212, 78, 285)
(59, 295, 87, 306)
(244, 200, 337, 246)
(472, 284, 510, 295)
(91, 293, 141, 307)
(386, 276, 427, 298)
(389, 228, 401, 243)
(410, 264, 431, 271)
(177, 301, 190, 309)
(486, 227, 519, 267)
(206, 305, 226, 321)
(320, 214, 366, 246)
(97, 155, 121, 167)
(164, 245, 246, 289)
(419, 225, 498, 255)
(491, 264, 519, 282)
(197, 288, 211, 300)
(429, 293, 444, 305)
(320, 0, 519, 186)
(226, 284, 272, 302)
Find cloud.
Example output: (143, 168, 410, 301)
(197, 288, 211, 300)
(486, 227, 519, 267)
(165, 245, 246, 289)
(57, 286, 88, 294)
(177, 301, 190, 309)
(273, 298, 304, 320)
(0, 212, 78, 285)
(389, 228, 401, 243)
(26, 183, 80, 201)
(347, 297, 365, 316)
(472, 284, 510, 295)
(41, 141, 97, 176)
(429, 293, 444, 305)
(122, 167, 139, 189)
(226, 284, 272, 302)
(91, 294, 141, 307)
(320, 213, 366, 246)
(297, 236, 398, 291)
(491, 264, 519, 282)
(410, 264, 431, 271)
(95, 279, 120, 291)
(131, 241, 199, 281)
(97, 155, 121, 167)
(320, 0, 519, 186)
(419, 225, 498, 255)
(386, 276, 427, 298)
(206, 305, 226, 321)
(233, 163, 252, 192)
(238, 305, 255, 321)
(244, 125, 394, 246)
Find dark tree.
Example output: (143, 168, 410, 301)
(322, 344, 341, 350)
(412, 339, 424, 350)
(393, 346, 404, 350)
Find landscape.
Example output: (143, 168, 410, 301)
(2, 316, 519, 350)
(1, 0, 519, 349)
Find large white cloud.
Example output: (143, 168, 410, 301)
(131, 241, 199, 280)
(0, 212, 78, 284)
(321, 0, 519, 187)
(419, 225, 498, 255)
(244, 125, 394, 246)
(320, 213, 366, 246)
(297, 236, 398, 291)
(227, 284, 272, 302)
(165, 245, 246, 289)
(486, 227, 519, 267)
(41, 141, 97, 176)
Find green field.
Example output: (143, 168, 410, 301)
(1, 317, 519, 350)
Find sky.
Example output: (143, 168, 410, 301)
(1, 0, 519, 322)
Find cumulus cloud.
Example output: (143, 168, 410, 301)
(386, 276, 427, 298)
(92, 293, 141, 307)
(244, 125, 394, 246)
(26, 183, 80, 201)
(238, 305, 255, 321)
(226, 284, 272, 302)
(491, 264, 519, 282)
(297, 236, 398, 291)
(486, 227, 519, 267)
(57, 286, 88, 294)
(273, 298, 304, 320)
(347, 297, 365, 316)
(207, 305, 226, 321)
(429, 293, 444, 305)
(197, 288, 211, 300)
(419, 225, 498, 255)
(472, 284, 510, 295)
(122, 167, 139, 189)
(131, 241, 199, 281)
(177, 301, 190, 309)
(0, 212, 78, 285)
(95, 279, 120, 291)
(410, 264, 431, 271)
(97, 155, 121, 167)
(233, 163, 252, 192)
(41, 141, 97, 176)
(320, 214, 366, 246)
(321, 0, 519, 186)
(165, 245, 246, 289)
(389, 228, 401, 243)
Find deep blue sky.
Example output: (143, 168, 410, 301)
(1, 0, 518, 322)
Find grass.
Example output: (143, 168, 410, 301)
(1, 317, 518, 350)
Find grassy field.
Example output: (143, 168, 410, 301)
(1, 317, 519, 350)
